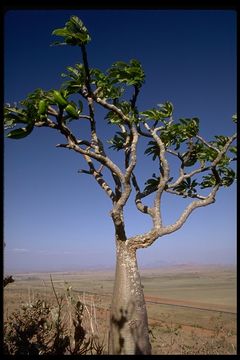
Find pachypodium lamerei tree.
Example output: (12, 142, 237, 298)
(4, 16, 237, 355)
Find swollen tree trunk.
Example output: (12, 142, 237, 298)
(108, 239, 151, 355)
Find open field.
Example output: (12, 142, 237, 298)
(4, 264, 236, 354)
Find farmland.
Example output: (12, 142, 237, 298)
(4, 264, 236, 355)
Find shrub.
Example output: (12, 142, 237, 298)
(4, 278, 105, 355)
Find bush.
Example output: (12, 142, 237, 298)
(4, 278, 105, 355)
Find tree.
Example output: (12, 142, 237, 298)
(4, 16, 236, 355)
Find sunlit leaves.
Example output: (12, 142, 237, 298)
(52, 16, 91, 46)
(107, 59, 145, 88)
(4, 12, 237, 206)
(90, 68, 123, 100)
(65, 103, 79, 119)
(4, 106, 29, 130)
(4, 91, 47, 133)
(4, 95, 40, 139)
(159, 118, 199, 149)
(193, 142, 218, 163)
(211, 135, 230, 150)
(38, 100, 48, 115)
(4, 86, 84, 140)
(61, 64, 86, 94)
(52, 90, 68, 107)
(141, 102, 173, 122)
(144, 117, 200, 157)
(105, 101, 137, 124)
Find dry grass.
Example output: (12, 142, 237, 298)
(4, 265, 236, 355)
(4, 279, 106, 355)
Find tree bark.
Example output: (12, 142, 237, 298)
(108, 239, 151, 355)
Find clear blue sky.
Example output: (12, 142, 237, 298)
(4, 10, 236, 273)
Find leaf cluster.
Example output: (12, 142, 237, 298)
(172, 178, 198, 197)
(200, 167, 236, 189)
(61, 64, 87, 94)
(108, 132, 128, 151)
(107, 59, 145, 88)
(141, 102, 173, 122)
(144, 117, 200, 160)
(4, 88, 83, 138)
(4, 15, 237, 201)
(160, 117, 200, 149)
(90, 68, 124, 100)
(52, 16, 91, 46)
(105, 101, 138, 124)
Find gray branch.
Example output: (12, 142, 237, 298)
(143, 122, 170, 230)
(160, 184, 220, 236)
(131, 173, 153, 216)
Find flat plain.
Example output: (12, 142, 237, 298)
(4, 264, 236, 355)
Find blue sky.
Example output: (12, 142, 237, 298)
(4, 10, 236, 273)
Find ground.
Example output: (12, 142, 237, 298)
(4, 264, 236, 355)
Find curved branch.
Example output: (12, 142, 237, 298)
(93, 96, 130, 123)
(127, 229, 159, 251)
(136, 123, 152, 138)
(58, 141, 124, 182)
(168, 164, 208, 188)
(127, 180, 221, 251)
(79, 154, 116, 201)
(131, 173, 153, 216)
(125, 124, 138, 182)
(165, 188, 207, 200)
(211, 133, 237, 166)
(143, 121, 170, 230)
(168, 132, 237, 189)
(196, 135, 220, 153)
(160, 184, 220, 236)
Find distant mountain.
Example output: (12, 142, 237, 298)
(139, 259, 178, 268)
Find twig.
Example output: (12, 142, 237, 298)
(50, 274, 60, 308)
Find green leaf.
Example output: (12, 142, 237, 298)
(6, 124, 34, 139)
(141, 102, 174, 123)
(200, 174, 216, 188)
(90, 68, 124, 100)
(65, 103, 79, 119)
(61, 63, 86, 94)
(52, 28, 71, 37)
(51, 16, 91, 47)
(38, 100, 48, 115)
(108, 59, 145, 88)
(105, 101, 131, 124)
(4, 111, 28, 125)
(52, 90, 68, 107)
(229, 146, 237, 155)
